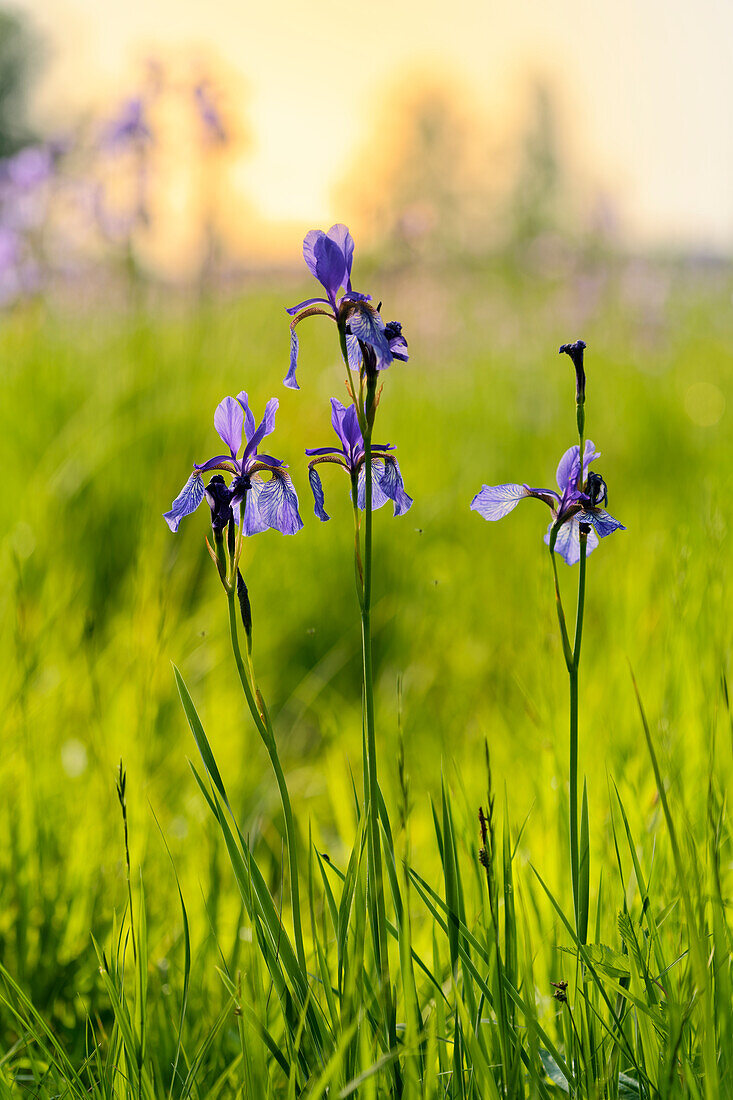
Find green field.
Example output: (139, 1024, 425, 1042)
(1, 257, 731, 1096)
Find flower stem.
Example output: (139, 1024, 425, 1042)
(225, 586, 307, 973)
(569, 532, 588, 942)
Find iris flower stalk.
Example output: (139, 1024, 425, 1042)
(472, 341, 624, 942)
(289, 224, 409, 1060)
(164, 392, 307, 971)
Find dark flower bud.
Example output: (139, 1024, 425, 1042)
(559, 339, 587, 407)
(236, 569, 252, 639)
(230, 473, 252, 503)
(551, 980, 568, 1003)
(384, 320, 402, 340)
(585, 471, 608, 508)
(204, 474, 234, 531)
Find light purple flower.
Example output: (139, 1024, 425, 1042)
(306, 398, 412, 520)
(471, 441, 625, 565)
(284, 223, 408, 389)
(164, 393, 303, 536)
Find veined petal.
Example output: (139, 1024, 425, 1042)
(357, 458, 390, 513)
(236, 391, 256, 441)
(345, 334, 362, 371)
(379, 457, 413, 516)
(345, 302, 392, 370)
(257, 469, 304, 535)
(163, 471, 204, 532)
(308, 465, 330, 521)
(243, 398, 278, 463)
(579, 508, 626, 538)
(471, 483, 530, 521)
(545, 517, 600, 566)
(285, 329, 300, 389)
(214, 396, 243, 456)
(242, 475, 269, 536)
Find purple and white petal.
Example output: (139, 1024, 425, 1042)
(357, 459, 390, 513)
(305, 446, 343, 458)
(346, 333, 363, 371)
(242, 475, 269, 535)
(284, 330, 300, 390)
(545, 517, 600, 566)
(163, 471, 204, 532)
(257, 470, 304, 535)
(214, 396, 244, 456)
(579, 508, 626, 538)
(379, 457, 413, 516)
(346, 302, 392, 370)
(471, 483, 530, 521)
(308, 465, 330, 522)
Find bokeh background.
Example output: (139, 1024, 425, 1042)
(1, 0, 731, 1065)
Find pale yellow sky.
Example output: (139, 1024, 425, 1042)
(15, 0, 733, 250)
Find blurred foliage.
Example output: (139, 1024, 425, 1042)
(0, 7, 38, 157)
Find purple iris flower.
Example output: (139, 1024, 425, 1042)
(306, 399, 413, 521)
(284, 223, 408, 389)
(164, 393, 303, 536)
(471, 441, 625, 566)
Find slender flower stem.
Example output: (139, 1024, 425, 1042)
(225, 585, 307, 973)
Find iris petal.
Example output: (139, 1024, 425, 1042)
(214, 396, 244, 456)
(471, 483, 530, 521)
(163, 471, 204, 532)
(257, 470, 304, 535)
(308, 465, 330, 522)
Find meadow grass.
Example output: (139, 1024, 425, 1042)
(0, 257, 731, 1096)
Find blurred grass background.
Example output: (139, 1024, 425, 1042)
(1, 253, 730, 1057)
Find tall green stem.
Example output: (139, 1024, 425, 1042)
(226, 587, 306, 973)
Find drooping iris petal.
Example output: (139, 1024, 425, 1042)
(242, 475, 269, 535)
(378, 457, 413, 516)
(578, 508, 626, 538)
(236, 391, 256, 442)
(257, 470, 304, 534)
(163, 471, 204, 532)
(556, 440, 600, 492)
(308, 465, 330, 522)
(357, 459, 391, 513)
(214, 396, 244, 456)
(345, 334, 362, 371)
(545, 517, 600, 566)
(243, 398, 279, 463)
(285, 330, 300, 390)
(471, 483, 531, 521)
(345, 302, 393, 370)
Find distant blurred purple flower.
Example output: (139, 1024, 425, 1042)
(306, 398, 412, 520)
(193, 82, 227, 144)
(471, 440, 624, 565)
(1, 145, 54, 189)
(284, 223, 408, 389)
(101, 97, 152, 150)
(164, 393, 303, 536)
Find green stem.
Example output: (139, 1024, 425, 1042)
(569, 532, 587, 939)
(226, 588, 307, 973)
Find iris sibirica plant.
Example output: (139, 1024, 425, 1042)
(472, 340, 625, 942)
(289, 224, 411, 1069)
(164, 391, 307, 969)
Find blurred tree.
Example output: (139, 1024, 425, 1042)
(505, 81, 563, 249)
(0, 7, 38, 157)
